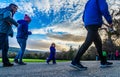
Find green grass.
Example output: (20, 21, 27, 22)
(0, 58, 69, 63)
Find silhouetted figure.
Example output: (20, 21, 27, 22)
(0, 3, 18, 67)
(46, 43, 56, 64)
(71, 0, 113, 70)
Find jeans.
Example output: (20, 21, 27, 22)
(15, 38, 27, 62)
(0, 33, 10, 64)
(72, 25, 106, 64)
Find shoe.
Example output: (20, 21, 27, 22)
(14, 59, 18, 64)
(3, 63, 14, 67)
(47, 62, 49, 64)
(18, 62, 27, 65)
(46, 61, 49, 64)
(53, 63, 56, 64)
(100, 62, 113, 68)
(70, 62, 87, 70)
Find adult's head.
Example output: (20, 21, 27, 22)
(9, 3, 18, 14)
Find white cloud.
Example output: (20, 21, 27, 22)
(17, 2, 34, 16)
(31, 28, 48, 35)
(9, 37, 19, 48)
(31, 22, 87, 36)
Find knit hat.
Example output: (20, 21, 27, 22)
(24, 14, 31, 22)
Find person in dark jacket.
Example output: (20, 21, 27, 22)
(14, 14, 32, 65)
(71, 0, 113, 70)
(46, 43, 56, 64)
(0, 3, 18, 67)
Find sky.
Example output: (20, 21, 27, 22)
(0, 0, 120, 52)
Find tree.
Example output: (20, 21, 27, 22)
(100, 8, 120, 52)
(67, 45, 76, 60)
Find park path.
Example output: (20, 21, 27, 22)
(0, 61, 120, 77)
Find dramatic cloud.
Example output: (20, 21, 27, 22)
(27, 39, 70, 51)
(47, 33, 85, 42)
(9, 37, 70, 51)
(31, 22, 87, 36)
(1, 0, 120, 51)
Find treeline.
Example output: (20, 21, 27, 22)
(6, 46, 97, 60)
(2, 42, 120, 60)
(7, 47, 77, 60)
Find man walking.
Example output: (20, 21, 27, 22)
(71, 0, 113, 70)
(0, 3, 18, 67)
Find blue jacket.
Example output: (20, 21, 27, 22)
(49, 46, 56, 58)
(83, 0, 112, 27)
(16, 20, 32, 39)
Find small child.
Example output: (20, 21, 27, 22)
(14, 14, 32, 65)
(46, 43, 56, 64)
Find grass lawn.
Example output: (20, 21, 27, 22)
(0, 58, 69, 63)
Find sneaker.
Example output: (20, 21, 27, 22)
(46, 61, 49, 64)
(70, 62, 87, 70)
(100, 62, 113, 68)
(14, 59, 18, 64)
(3, 63, 14, 67)
(18, 62, 27, 65)
(53, 63, 57, 64)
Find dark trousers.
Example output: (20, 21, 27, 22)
(72, 25, 106, 64)
(47, 54, 56, 64)
(0, 33, 10, 64)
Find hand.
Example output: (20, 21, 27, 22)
(109, 23, 113, 28)
(7, 22, 12, 26)
(28, 31, 32, 35)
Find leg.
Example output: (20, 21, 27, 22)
(52, 56, 56, 64)
(16, 38, 26, 63)
(47, 56, 52, 63)
(0, 34, 13, 67)
(93, 32, 107, 64)
(72, 30, 93, 64)
(2, 35, 9, 64)
(18, 39, 26, 63)
(14, 39, 22, 62)
(14, 48, 21, 63)
(0, 33, 5, 50)
(0, 33, 6, 63)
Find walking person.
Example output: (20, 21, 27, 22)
(71, 0, 113, 70)
(14, 14, 32, 65)
(46, 43, 56, 64)
(0, 3, 18, 67)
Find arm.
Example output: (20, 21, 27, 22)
(28, 31, 32, 35)
(3, 11, 18, 27)
(98, 0, 112, 25)
(22, 24, 32, 36)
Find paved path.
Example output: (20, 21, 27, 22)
(0, 61, 120, 77)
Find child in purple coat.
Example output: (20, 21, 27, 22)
(46, 43, 56, 64)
